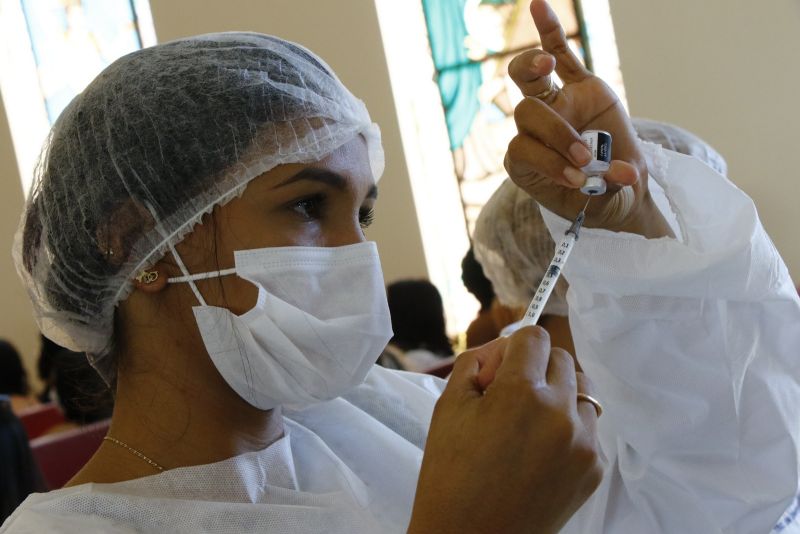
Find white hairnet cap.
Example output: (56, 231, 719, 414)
(631, 118, 727, 176)
(473, 180, 570, 316)
(473, 118, 728, 317)
(13, 32, 384, 381)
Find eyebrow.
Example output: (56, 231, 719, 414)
(275, 167, 378, 199)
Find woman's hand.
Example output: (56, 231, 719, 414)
(408, 327, 603, 534)
(505, 0, 673, 238)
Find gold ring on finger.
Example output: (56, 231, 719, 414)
(529, 78, 559, 102)
(577, 393, 603, 417)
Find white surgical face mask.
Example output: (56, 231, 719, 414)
(167, 242, 393, 410)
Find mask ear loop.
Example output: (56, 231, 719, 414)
(168, 267, 237, 284)
(165, 248, 237, 305)
(167, 243, 208, 306)
(142, 201, 209, 307)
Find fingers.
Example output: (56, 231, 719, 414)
(444, 351, 482, 399)
(494, 326, 551, 386)
(575, 371, 599, 434)
(506, 119, 639, 193)
(446, 336, 514, 397)
(514, 97, 591, 168)
(604, 160, 639, 186)
(474, 337, 509, 391)
(530, 0, 590, 84)
(550, 351, 599, 451)
(546, 347, 577, 393)
(506, 134, 586, 189)
(507, 49, 556, 98)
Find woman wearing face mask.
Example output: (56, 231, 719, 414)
(3, 31, 601, 533)
(7, 2, 800, 533)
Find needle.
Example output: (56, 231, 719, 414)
(580, 195, 591, 215)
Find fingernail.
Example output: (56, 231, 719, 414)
(569, 142, 592, 165)
(531, 54, 547, 70)
(563, 166, 586, 187)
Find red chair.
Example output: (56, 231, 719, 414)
(18, 403, 65, 440)
(30, 419, 110, 489)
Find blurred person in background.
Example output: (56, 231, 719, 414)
(35, 335, 62, 404)
(0, 341, 39, 415)
(383, 279, 455, 372)
(0, 397, 45, 524)
(460, 247, 518, 348)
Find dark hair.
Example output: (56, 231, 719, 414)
(53, 350, 114, 424)
(37, 335, 61, 382)
(461, 247, 495, 311)
(0, 341, 29, 397)
(0, 399, 46, 522)
(36, 335, 62, 403)
(387, 280, 453, 357)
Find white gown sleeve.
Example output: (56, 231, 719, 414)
(541, 144, 800, 534)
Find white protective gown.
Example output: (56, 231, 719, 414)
(1, 368, 446, 533)
(551, 143, 800, 533)
(4, 144, 800, 533)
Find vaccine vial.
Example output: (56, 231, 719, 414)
(579, 130, 612, 196)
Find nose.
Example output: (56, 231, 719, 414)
(325, 215, 366, 247)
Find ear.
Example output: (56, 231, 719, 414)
(132, 262, 169, 293)
(95, 199, 155, 268)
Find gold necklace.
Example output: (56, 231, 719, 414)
(103, 436, 164, 471)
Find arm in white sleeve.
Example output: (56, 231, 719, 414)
(543, 143, 800, 534)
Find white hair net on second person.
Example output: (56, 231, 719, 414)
(632, 118, 727, 176)
(473, 180, 569, 316)
(12, 32, 384, 382)
(473, 118, 727, 317)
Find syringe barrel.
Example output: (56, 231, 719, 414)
(518, 232, 577, 327)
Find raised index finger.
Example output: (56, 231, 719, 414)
(530, 0, 590, 83)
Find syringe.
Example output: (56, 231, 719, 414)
(520, 197, 592, 328)
(517, 129, 610, 328)
(518, 199, 589, 328)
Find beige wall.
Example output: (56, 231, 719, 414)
(0, 100, 40, 385)
(609, 0, 800, 280)
(148, 0, 429, 283)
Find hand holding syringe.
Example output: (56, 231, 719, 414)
(518, 130, 610, 328)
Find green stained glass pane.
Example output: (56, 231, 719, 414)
(422, 0, 587, 233)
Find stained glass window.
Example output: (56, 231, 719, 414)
(0, 0, 155, 194)
(20, 0, 153, 123)
(421, 0, 595, 234)
(375, 0, 625, 335)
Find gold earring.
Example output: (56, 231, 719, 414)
(135, 270, 159, 284)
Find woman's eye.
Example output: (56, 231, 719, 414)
(359, 208, 375, 229)
(292, 194, 325, 221)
